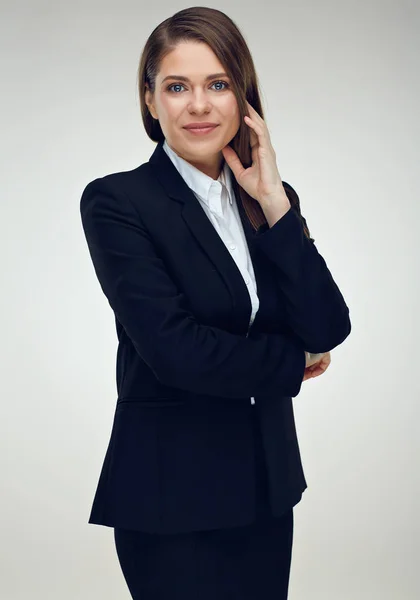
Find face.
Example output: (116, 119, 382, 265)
(145, 41, 240, 179)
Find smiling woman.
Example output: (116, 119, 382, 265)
(80, 5, 351, 600)
(144, 41, 241, 181)
(138, 8, 313, 237)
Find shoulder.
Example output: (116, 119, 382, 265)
(81, 161, 155, 199)
(79, 160, 171, 233)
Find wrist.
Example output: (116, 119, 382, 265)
(260, 196, 291, 228)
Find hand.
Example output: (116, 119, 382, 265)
(221, 101, 290, 208)
(303, 352, 331, 381)
(305, 351, 325, 368)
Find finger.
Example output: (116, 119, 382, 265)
(316, 362, 331, 375)
(246, 120, 259, 149)
(244, 103, 272, 136)
(244, 115, 275, 155)
(244, 116, 271, 155)
(222, 144, 246, 180)
(246, 101, 264, 124)
(244, 115, 265, 138)
(306, 364, 326, 378)
(303, 368, 316, 380)
(243, 115, 260, 146)
(311, 368, 323, 377)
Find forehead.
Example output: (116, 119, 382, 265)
(158, 41, 225, 79)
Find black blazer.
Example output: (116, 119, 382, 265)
(80, 139, 351, 535)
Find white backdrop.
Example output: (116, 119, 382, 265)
(1, 0, 419, 598)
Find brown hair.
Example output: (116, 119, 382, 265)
(136, 6, 312, 239)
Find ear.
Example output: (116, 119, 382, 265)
(145, 86, 158, 120)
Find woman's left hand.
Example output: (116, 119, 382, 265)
(302, 352, 331, 381)
(221, 101, 290, 209)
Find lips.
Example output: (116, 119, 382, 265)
(183, 123, 219, 130)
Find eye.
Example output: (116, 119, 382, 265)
(211, 80, 230, 91)
(166, 80, 230, 93)
(167, 83, 185, 93)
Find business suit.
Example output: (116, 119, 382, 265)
(80, 138, 350, 535)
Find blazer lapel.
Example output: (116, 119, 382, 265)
(148, 140, 254, 331)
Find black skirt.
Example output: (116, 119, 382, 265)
(113, 404, 294, 600)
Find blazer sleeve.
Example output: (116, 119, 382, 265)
(253, 182, 351, 354)
(80, 177, 307, 399)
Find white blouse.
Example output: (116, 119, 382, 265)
(163, 139, 259, 404)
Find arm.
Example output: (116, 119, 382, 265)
(253, 182, 351, 353)
(80, 177, 307, 399)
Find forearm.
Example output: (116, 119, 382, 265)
(255, 193, 351, 352)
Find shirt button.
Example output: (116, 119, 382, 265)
(245, 278, 250, 285)
(229, 244, 236, 250)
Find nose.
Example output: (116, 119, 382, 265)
(187, 89, 212, 113)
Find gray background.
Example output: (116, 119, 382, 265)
(1, 0, 419, 598)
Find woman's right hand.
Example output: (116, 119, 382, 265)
(303, 352, 331, 381)
(305, 351, 326, 368)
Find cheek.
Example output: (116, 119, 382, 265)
(157, 95, 178, 124)
(224, 96, 239, 118)
(225, 102, 240, 128)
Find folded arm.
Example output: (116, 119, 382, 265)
(80, 177, 308, 399)
(253, 181, 351, 354)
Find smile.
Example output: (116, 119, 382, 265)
(183, 125, 219, 135)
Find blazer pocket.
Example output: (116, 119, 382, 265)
(116, 396, 186, 408)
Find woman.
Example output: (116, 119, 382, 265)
(80, 6, 351, 599)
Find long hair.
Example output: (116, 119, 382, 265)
(136, 6, 312, 239)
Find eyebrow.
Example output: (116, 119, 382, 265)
(161, 72, 229, 84)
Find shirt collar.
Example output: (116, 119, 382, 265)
(163, 139, 234, 210)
